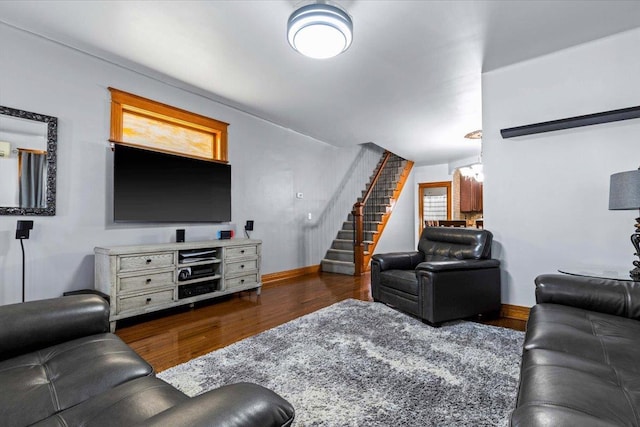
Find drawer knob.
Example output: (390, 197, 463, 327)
(241, 250, 245, 254)
(241, 279, 245, 284)
(146, 278, 152, 284)
(146, 259, 152, 264)
(241, 264, 245, 269)
(146, 298, 152, 304)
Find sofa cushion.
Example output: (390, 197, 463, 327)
(524, 303, 640, 371)
(0, 333, 153, 426)
(514, 348, 639, 426)
(31, 376, 187, 427)
(417, 227, 492, 260)
(378, 270, 419, 295)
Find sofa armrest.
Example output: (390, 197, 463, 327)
(0, 294, 110, 361)
(137, 382, 295, 427)
(371, 251, 423, 271)
(416, 259, 500, 272)
(535, 274, 640, 320)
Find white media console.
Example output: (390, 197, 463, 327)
(95, 239, 261, 332)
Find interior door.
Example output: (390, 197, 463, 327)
(418, 181, 452, 236)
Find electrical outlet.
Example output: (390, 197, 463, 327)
(245, 220, 254, 231)
(16, 220, 34, 240)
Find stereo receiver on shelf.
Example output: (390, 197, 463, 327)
(178, 263, 217, 281)
(178, 281, 218, 299)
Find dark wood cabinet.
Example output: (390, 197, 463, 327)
(460, 177, 483, 212)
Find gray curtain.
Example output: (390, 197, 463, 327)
(19, 151, 46, 208)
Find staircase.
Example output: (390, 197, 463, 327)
(321, 152, 413, 275)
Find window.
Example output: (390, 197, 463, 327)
(109, 88, 229, 162)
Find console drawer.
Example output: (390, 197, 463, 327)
(226, 273, 259, 289)
(119, 252, 174, 272)
(118, 270, 174, 293)
(225, 245, 257, 259)
(226, 259, 258, 275)
(118, 289, 174, 313)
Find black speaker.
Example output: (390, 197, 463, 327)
(176, 229, 185, 243)
(219, 230, 233, 239)
(16, 220, 34, 240)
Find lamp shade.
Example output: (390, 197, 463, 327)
(609, 169, 640, 210)
(287, 3, 353, 59)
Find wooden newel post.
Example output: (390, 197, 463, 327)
(353, 202, 365, 276)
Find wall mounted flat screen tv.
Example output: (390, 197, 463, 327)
(114, 144, 231, 222)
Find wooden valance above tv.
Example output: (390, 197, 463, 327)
(108, 88, 229, 163)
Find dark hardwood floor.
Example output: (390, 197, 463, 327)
(116, 272, 525, 372)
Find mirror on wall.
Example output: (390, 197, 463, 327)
(0, 106, 57, 216)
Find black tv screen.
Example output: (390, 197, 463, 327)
(114, 145, 231, 222)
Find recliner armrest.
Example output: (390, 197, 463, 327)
(535, 274, 640, 320)
(0, 294, 110, 361)
(137, 382, 295, 427)
(371, 251, 423, 271)
(416, 259, 500, 272)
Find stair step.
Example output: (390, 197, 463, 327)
(321, 259, 355, 275)
(342, 221, 381, 231)
(338, 229, 377, 240)
(356, 196, 391, 205)
(326, 249, 353, 262)
(362, 188, 396, 196)
(331, 239, 371, 251)
(348, 212, 385, 222)
(325, 249, 357, 262)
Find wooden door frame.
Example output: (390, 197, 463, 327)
(418, 181, 452, 235)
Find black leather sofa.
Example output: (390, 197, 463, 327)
(0, 295, 294, 427)
(371, 226, 501, 325)
(512, 274, 640, 426)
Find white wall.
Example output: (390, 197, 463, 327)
(373, 168, 417, 255)
(483, 27, 640, 307)
(0, 24, 375, 304)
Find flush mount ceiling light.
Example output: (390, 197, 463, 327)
(287, 2, 353, 59)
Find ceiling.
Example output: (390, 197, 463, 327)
(1, 1, 639, 165)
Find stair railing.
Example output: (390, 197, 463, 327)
(352, 150, 392, 275)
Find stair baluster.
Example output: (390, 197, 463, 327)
(352, 151, 392, 275)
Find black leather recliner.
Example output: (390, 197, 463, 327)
(371, 226, 501, 325)
(0, 295, 295, 427)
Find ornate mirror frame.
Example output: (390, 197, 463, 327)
(0, 106, 57, 216)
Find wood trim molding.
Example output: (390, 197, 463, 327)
(500, 304, 530, 321)
(418, 181, 452, 236)
(262, 265, 321, 286)
(108, 87, 229, 162)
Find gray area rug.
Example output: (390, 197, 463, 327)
(159, 299, 524, 426)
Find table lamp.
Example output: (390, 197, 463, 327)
(609, 168, 640, 281)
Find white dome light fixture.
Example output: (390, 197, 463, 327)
(287, 2, 353, 59)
